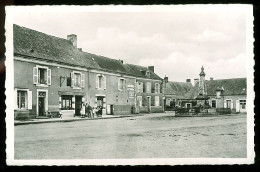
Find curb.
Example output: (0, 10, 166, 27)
(14, 115, 139, 126)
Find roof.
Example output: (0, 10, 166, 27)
(91, 55, 133, 75)
(125, 63, 162, 80)
(184, 78, 247, 99)
(13, 24, 162, 79)
(164, 81, 193, 98)
(13, 24, 101, 69)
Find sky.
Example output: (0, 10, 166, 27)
(11, 5, 249, 83)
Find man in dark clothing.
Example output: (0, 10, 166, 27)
(85, 103, 92, 118)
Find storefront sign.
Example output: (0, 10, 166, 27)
(58, 91, 85, 96)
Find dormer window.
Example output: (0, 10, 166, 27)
(146, 71, 151, 78)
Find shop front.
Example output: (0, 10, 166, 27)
(58, 91, 86, 117)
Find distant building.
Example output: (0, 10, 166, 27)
(163, 66, 247, 113)
(163, 77, 193, 110)
(13, 24, 163, 119)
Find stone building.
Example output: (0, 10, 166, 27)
(163, 77, 193, 110)
(13, 24, 163, 119)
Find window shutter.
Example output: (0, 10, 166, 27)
(47, 69, 51, 85)
(224, 101, 227, 108)
(140, 82, 143, 93)
(103, 97, 106, 102)
(14, 89, 18, 109)
(28, 91, 32, 110)
(118, 78, 121, 90)
(71, 72, 74, 88)
(102, 76, 106, 89)
(231, 100, 234, 109)
(33, 67, 38, 84)
(96, 75, 99, 88)
(124, 79, 127, 92)
(158, 84, 160, 93)
(81, 73, 85, 88)
(236, 100, 240, 112)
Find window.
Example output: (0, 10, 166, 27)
(62, 95, 72, 110)
(155, 83, 160, 93)
(146, 82, 151, 93)
(118, 78, 124, 91)
(166, 98, 171, 106)
(137, 82, 143, 93)
(240, 100, 246, 109)
(38, 68, 47, 84)
(17, 90, 27, 109)
(212, 100, 216, 108)
(71, 71, 85, 88)
(15, 89, 32, 110)
(98, 75, 102, 88)
(137, 96, 142, 107)
(186, 103, 192, 108)
(96, 74, 106, 89)
(33, 66, 51, 86)
(155, 96, 159, 106)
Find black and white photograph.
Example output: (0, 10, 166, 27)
(5, 5, 254, 165)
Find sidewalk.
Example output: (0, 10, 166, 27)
(14, 114, 141, 126)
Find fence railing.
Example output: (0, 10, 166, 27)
(175, 107, 231, 116)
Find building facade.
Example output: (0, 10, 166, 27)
(14, 24, 163, 119)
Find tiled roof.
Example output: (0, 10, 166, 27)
(125, 64, 162, 80)
(91, 55, 133, 75)
(14, 24, 101, 69)
(184, 78, 247, 99)
(164, 81, 193, 98)
(205, 78, 247, 96)
(13, 24, 162, 79)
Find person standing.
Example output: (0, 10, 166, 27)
(81, 103, 85, 118)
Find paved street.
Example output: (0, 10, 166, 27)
(14, 113, 247, 159)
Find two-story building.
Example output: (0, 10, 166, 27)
(125, 64, 164, 113)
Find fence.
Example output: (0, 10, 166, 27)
(175, 107, 231, 116)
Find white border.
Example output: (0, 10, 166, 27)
(5, 5, 254, 165)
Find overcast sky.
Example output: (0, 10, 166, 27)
(12, 6, 249, 83)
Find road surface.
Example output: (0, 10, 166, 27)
(14, 113, 247, 159)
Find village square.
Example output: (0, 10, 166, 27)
(13, 23, 247, 159)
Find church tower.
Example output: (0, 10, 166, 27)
(198, 66, 206, 95)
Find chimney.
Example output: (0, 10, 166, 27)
(67, 34, 77, 48)
(194, 78, 199, 85)
(148, 66, 154, 72)
(78, 48, 82, 52)
(164, 76, 168, 83)
(186, 79, 191, 83)
(210, 77, 213, 81)
(119, 59, 123, 64)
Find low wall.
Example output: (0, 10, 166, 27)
(113, 104, 133, 115)
(139, 106, 163, 113)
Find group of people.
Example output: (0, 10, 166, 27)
(80, 102, 102, 118)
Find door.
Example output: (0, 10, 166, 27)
(97, 96, 103, 115)
(39, 97, 45, 116)
(75, 96, 82, 116)
(110, 105, 114, 115)
(38, 92, 46, 116)
(147, 97, 151, 112)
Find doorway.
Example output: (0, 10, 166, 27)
(97, 96, 104, 115)
(38, 92, 46, 116)
(75, 96, 82, 116)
